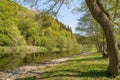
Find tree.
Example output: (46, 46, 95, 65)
(76, 1, 108, 57)
(85, 0, 120, 77)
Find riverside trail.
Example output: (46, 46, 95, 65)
(0, 52, 92, 80)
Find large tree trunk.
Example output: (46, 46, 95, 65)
(85, 0, 120, 77)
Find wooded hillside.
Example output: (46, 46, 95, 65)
(0, 0, 78, 51)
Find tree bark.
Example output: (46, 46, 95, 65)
(85, 0, 120, 77)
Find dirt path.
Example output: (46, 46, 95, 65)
(0, 52, 91, 80)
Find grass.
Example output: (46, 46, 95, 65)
(17, 52, 120, 80)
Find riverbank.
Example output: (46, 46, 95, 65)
(0, 52, 92, 80)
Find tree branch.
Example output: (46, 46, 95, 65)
(96, 0, 111, 19)
(55, 0, 64, 15)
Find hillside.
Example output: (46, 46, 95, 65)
(0, 0, 79, 70)
(0, 0, 78, 50)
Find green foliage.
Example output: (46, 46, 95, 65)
(0, 53, 23, 70)
(0, 0, 26, 46)
(0, 34, 12, 46)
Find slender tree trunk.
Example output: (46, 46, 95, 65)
(85, 0, 120, 77)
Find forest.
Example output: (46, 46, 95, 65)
(1, 0, 120, 80)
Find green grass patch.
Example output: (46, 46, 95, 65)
(39, 53, 109, 80)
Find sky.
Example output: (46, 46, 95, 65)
(57, 0, 82, 33)
(18, 0, 83, 33)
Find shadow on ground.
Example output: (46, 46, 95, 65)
(66, 56, 104, 63)
(16, 70, 106, 80)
